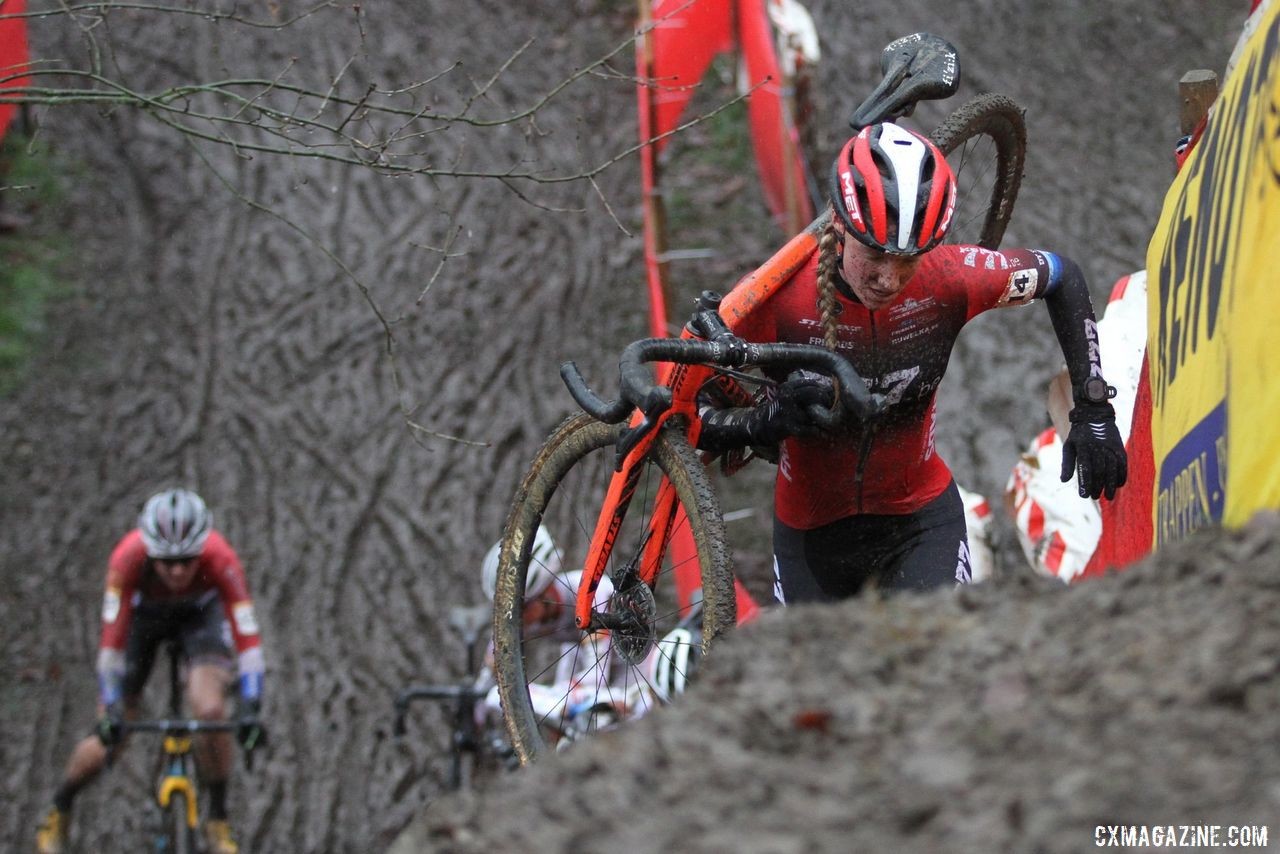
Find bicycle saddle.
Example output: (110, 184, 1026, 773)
(848, 32, 961, 130)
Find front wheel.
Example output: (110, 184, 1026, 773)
(930, 92, 1027, 249)
(165, 792, 196, 854)
(492, 414, 735, 764)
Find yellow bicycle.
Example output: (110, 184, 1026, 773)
(120, 641, 249, 854)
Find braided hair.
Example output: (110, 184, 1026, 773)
(814, 208, 842, 352)
(810, 208, 846, 408)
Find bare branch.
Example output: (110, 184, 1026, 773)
(411, 226, 467, 306)
(0, 0, 341, 29)
(590, 175, 632, 237)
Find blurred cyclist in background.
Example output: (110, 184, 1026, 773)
(476, 526, 685, 741)
(36, 489, 265, 854)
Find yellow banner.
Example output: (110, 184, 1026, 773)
(1147, 3, 1280, 545)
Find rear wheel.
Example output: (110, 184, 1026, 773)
(930, 93, 1026, 249)
(492, 414, 735, 764)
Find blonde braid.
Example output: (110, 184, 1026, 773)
(812, 209, 845, 410)
(814, 211, 842, 352)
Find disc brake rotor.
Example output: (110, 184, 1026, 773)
(608, 583, 658, 665)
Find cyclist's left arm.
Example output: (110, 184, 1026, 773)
(961, 247, 1127, 499)
(203, 532, 265, 704)
(1036, 252, 1128, 499)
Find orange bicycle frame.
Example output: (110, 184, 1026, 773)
(573, 219, 825, 630)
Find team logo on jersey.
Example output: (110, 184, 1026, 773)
(999, 268, 1038, 305)
(233, 601, 260, 636)
(102, 588, 121, 624)
(888, 296, 935, 320)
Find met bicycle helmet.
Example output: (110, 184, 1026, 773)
(138, 489, 212, 560)
(829, 122, 956, 255)
(650, 625, 701, 703)
(480, 525, 561, 602)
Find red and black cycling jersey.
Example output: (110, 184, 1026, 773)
(99, 529, 261, 655)
(729, 244, 1066, 529)
(97, 529, 264, 705)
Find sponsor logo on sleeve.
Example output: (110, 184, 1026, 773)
(233, 602, 260, 636)
(102, 588, 121, 624)
(999, 268, 1039, 305)
(1085, 317, 1102, 373)
(962, 247, 1009, 270)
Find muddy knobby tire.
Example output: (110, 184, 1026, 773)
(930, 92, 1027, 249)
(493, 413, 735, 765)
(168, 792, 195, 854)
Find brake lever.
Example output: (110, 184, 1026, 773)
(561, 361, 632, 424)
(613, 401, 667, 471)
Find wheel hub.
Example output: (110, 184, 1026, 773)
(608, 583, 657, 665)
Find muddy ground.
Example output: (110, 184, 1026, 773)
(399, 515, 1280, 854)
(0, 1, 1251, 852)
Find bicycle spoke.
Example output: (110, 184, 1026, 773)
(493, 414, 733, 762)
(930, 93, 1026, 250)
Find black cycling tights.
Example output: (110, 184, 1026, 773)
(772, 479, 972, 604)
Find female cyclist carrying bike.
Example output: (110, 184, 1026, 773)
(698, 122, 1128, 602)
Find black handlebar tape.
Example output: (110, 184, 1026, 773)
(561, 361, 633, 424)
(618, 338, 724, 414)
(568, 334, 883, 431)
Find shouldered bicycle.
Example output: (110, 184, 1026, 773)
(491, 33, 1028, 764)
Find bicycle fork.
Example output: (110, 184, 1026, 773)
(573, 434, 692, 633)
(572, 341, 715, 633)
(157, 738, 198, 830)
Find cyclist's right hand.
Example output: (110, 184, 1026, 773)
(750, 372, 835, 444)
(96, 703, 124, 747)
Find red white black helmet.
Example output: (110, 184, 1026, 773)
(480, 525, 561, 602)
(649, 624, 701, 703)
(829, 122, 956, 255)
(138, 489, 212, 560)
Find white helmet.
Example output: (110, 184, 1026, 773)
(650, 625, 701, 703)
(138, 489, 212, 559)
(481, 525, 560, 602)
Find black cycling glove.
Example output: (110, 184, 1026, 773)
(749, 372, 835, 445)
(698, 372, 834, 452)
(237, 698, 266, 752)
(1060, 401, 1128, 500)
(96, 702, 124, 747)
